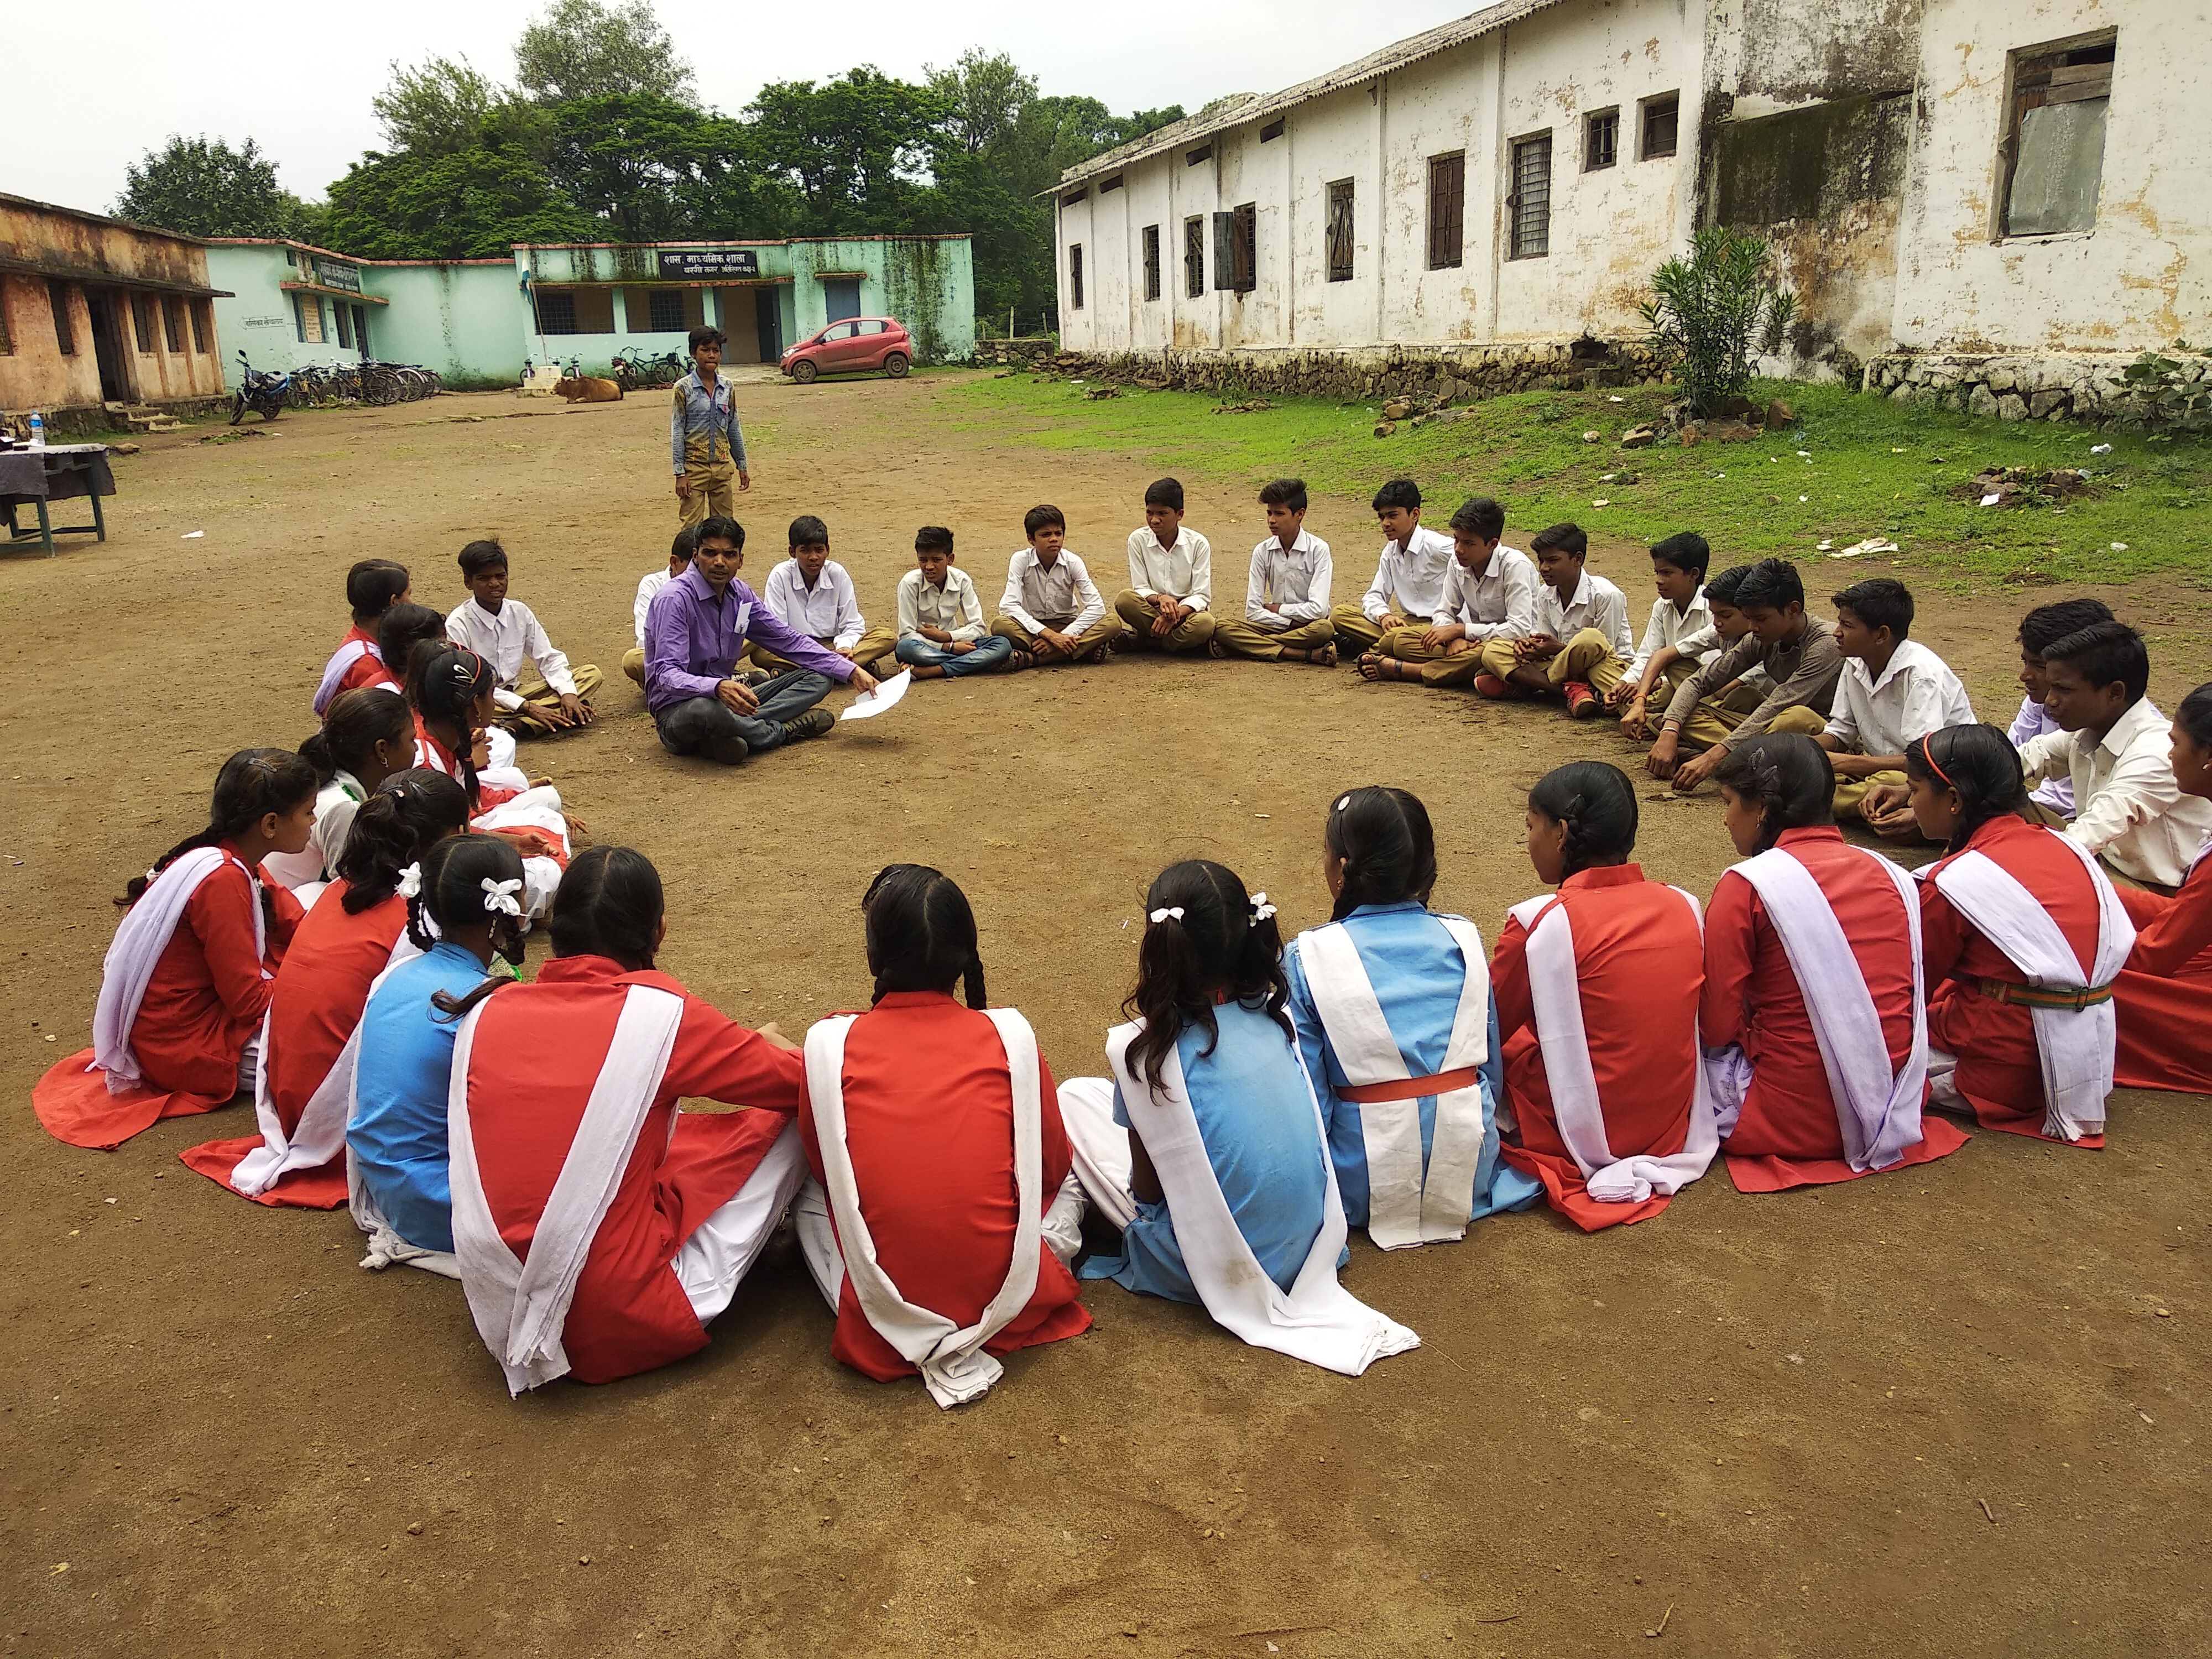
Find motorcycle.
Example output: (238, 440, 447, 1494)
(230, 351, 291, 424)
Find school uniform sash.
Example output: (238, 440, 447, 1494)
(804, 1008, 1045, 1410)
(1506, 888, 1719, 1203)
(447, 983, 684, 1394)
(1728, 847, 1928, 1172)
(1295, 915, 1491, 1249)
(1103, 1019, 1418, 1376)
(313, 639, 381, 716)
(1927, 833, 2133, 1141)
(92, 847, 264, 1094)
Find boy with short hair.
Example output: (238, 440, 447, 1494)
(2010, 597, 2116, 819)
(1615, 533, 1719, 738)
(672, 326, 748, 528)
(1647, 556, 1845, 792)
(1332, 478, 1455, 658)
(314, 559, 411, 716)
(990, 505, 1125, 667)
(897, 527, 1016, 680)
(1360, 496, 1536, 687)
(752, 515, 898, 676)
(443, 539, 602, 736)
(1209, 479, 1337, 665)
(1113, 478, 1216, 654)
(1473, 523, 1634, 716)
(624, 526, 697, 686)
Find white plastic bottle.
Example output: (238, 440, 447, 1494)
(27, 411, 45, 448)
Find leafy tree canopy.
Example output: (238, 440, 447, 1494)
(113, 135, 317, 239)
(515, 0, 695, 105)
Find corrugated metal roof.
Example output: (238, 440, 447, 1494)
(1057, 0, 1569, 188)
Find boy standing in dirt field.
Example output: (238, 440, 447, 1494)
(672, 327, 749, 528)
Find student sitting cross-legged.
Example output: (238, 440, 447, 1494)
(750, 515, 898, 677)
(793, 865, 1091, 1408)
(443, 539, 601, 738)
(624, 527, 696, 687)
(1490, 762, 1718, 1228)
(1209, 479, 1339, 666)
(1331, 477, 1455, 659)
(1699, 733, 1970, 1192)
(1472, 523, 1635, 716)
(1112, 477, 1217, 654)
(1360, 496, 1537, 687)
(1058, 860, 1420, 1376)
(314, 559, 411, 717)
(895, 526, 1016, 680)
(444, 846, 811, 1392)
(1615, 533, 1719, 739)
(2006, 598, 2114, 820)
(263, 688, 421, 899)
(2111, 683, 2212, 1095)
(990, 505, 1125, 667)
(1284, 787, 1543, 1247)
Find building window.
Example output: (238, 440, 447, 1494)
(1427, 152, 1465, 269)
(1213, 204, 1256, 294)
(1260, 119, 1285, 143)
(1186, 145, 1212, 166)
(1585, 108, 1619, 171)
(1324, 180, 1356, 282)
(648, 289, 687, 332)
(2000, 37, 2115, 237)
(538, 290, 578, 334)
(1070, 244, 1084, 310)
(352, 305, 369, 357)
(1185, 216, 1206, 298)
(0, 294, 11, 356)
(295, 294, 324, 344)
(49, 281, 74, 354)
(335, 302, 353, 349)
(1641, 94, 1680, 160)
(190, 299, 210, 353)
(1509, 132, 1553, 258)
(1142, 224, 1162, 301)
(162, 295, 184, 353)
(131, 293, 154, 352)
(1099, 174, 1124, 194)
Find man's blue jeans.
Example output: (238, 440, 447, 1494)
(653, 670, 830, 765)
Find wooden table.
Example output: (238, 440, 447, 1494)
(0, 444, 114, 556)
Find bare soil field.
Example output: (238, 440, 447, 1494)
(2, 371, 2206, 1657)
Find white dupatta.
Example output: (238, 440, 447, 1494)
(92, 847, 263, 1093)
(804, 1008, 1044, 1410)
(447, 982, 684, 1394)
(1295, 915, 1491, 1248)
(313, 638, 380, 716)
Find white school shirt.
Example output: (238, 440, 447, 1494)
(1244, 530, 1332, 630)
(1000, 547, 1106, 637)
(2019, 696, 2212, 888)
(1434, 544, 1539, 640)
(444, 598, 577, 711)
(1125, 526, 1213, 611)
(1628, 588, 1719, 680)
(1822, 639, 1976, 758)
(632, 569, 672, 649)
(763, 557, 866, 649)
(1361, 524, 1455, 623)
(898, 566, 988, 642)
(1535, 571, 1634, 660)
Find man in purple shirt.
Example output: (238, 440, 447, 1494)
(644, 515, 879, 765)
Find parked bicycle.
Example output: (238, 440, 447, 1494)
(230, 351, 292, 424)
(612, 348, 686, 392)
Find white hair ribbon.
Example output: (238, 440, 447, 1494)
(1335, 795, 1353, 812)
(480, 877, 524, 917)
(396, 863, 424, 899)
(1249, 891, 1277, 925)
(1149, 906, 1186, 924)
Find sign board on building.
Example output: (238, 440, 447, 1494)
(314, 260, 362, 294)
(657, 248, 761, 280)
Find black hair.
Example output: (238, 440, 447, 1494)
(1123, 860, 1291, 1098)
(1834, 576, 1914, 641)
(688, 326, 726, 352)
(1703, 564, 1753, 607)
(2018, 597, 2116, 658)
(1650, 531, 1710, 578)
(1710, 734, 1835, 854)
(415, 833, 529, 1019)
(1371, 478, 1421, 514)
(695, 514, 744, 550)
(549, 845, 664, 971)
(1144, 477, 1185, 512)
(375, 602, 447, 679)
(1526, 761, 1639, 877)
(457, 539, 508, 579)
(336, 768, 470, 914)
(1903, 724, 2030, 854)
(405, 644, 494, 807)
(915, 525, 954, 555)
(789, 514, 830, 550)
(124, 748, 318, 910)
(2042, 619, 2148, 704)
(1530, 523, 1588, 559)
(1735, 556, 1806, 613)
(346, 559, 410, 623)
(1024, 503, 1066, 538)
(300, 686, 413, 786)
(1448, 496, 1505, 541)
(861, 864, 986, 1009)
(1258, 478, 1308, 513)
(2178, 682, 2212, 748)
(669, 524, 699, 562)
(1324, 786, 1438, 921)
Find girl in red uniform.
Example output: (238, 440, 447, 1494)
(1491, 761, 1717, 1228)
(264, 687, 420, 895)
(35, 750, 316, 1150)
(180, 769, 471, 1208)
(1701, 733, 1968, 1190)
(795, 865, 1090, 1406)
(2112, 684, 2212, 1092)
(1912, 724, 2132, 1146)
(445, 846, 810, 1392)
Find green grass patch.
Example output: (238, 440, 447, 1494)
(942, 374, 2212, 591)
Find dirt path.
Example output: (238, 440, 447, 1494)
(2, 374, 2205, 1657)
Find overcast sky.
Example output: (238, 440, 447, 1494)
(8, 1, 1477, 215)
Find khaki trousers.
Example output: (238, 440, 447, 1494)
(1475, 628, 1632, 697)
(748, 627, 898, 676)
(1332, 602, 1422, 656)
(1211, 614, 1336, 661)
(622, 645, 646, 685)
(989, 609, 1128, 662)
(1112, 589, 1217, 654)
(1761, 706, 1911, 823)
(1376, 625, 1486, 687)
(677, 460, 737, 528)
(498, 661, 604, 736)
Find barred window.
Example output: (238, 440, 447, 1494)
(1325, 180, 1355, 283)
(649, 289, 686, 332)
(1142, 224, 1162, 301)
(538, 290, 578, 335)
(1585, 109, 1619, 171)
(1184, 216, 1205, 298)
(1427, 152, 1465, 269)
(1070, 244, 1084, 310)
(1509, 132, 1553, 259)
(1641, 94, 1680, 160)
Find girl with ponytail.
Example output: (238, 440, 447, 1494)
(1489, 761, 1718, 1228)
(1700, 735, 1966, 1191)
(267, 687, 418, 895)
(1282, 787, 1542, 1248)
(786, 865, 1092, 1397)
(2112, 684, 2212, 1094)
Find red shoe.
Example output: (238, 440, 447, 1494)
(1564, 680, 1600, 718)
(1474, 672, 1511, 699)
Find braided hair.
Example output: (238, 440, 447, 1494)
(1325, 786, 1438, 921)
(1525, 761, 1639, 877)
(405, 642, 494, 808)
(1123, 859, 1290, 1098)
(411, 833, 529, 1021)
(1709, 733, 1835, 855)
(1903, 723, 2028, 854)
(862, 864, 987, 1009)
(334, 767, 470, 914)
(123, 748, 317, 913)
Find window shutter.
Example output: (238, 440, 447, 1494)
(1213, 212, 1235, 291)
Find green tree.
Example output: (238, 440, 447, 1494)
(115, 135, 316, 238)
(926, 49, 1035, 156)
(322, 145, 597, 259)
(515, 0, 694, 105)
(547, 94, 757, 241)
(373, 57, 500, 157)
(1638, 226, 1797, 416)
(745, 67, 950, 231)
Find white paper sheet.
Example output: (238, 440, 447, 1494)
(839, 669, 912, 722)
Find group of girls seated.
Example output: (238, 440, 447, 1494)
(34, 685, 2212, 1404)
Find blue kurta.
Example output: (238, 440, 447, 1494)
(1283, 901, 1544, 1230)
(1082, 1000, 1338, 1303)
(348, 941, 489, 1253)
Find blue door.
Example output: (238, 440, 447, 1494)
(823, 278, 862, 323)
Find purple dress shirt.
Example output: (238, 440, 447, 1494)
(643, 564, 854, 713)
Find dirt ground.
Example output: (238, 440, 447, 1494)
(3, 372, 2206, 1658)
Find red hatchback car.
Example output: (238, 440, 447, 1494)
(780, 316, 913, 383)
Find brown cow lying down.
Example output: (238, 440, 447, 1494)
(554, 376, 623, 403)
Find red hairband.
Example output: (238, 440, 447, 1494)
(1920, 738, 1954, 789)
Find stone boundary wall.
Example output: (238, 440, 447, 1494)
(1864, 351, 2206, 430)
(1044, 340, 1671, 401)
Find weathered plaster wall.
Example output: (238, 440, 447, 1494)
(207, 243, 372, 380)
(0, 274, 103, 413)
